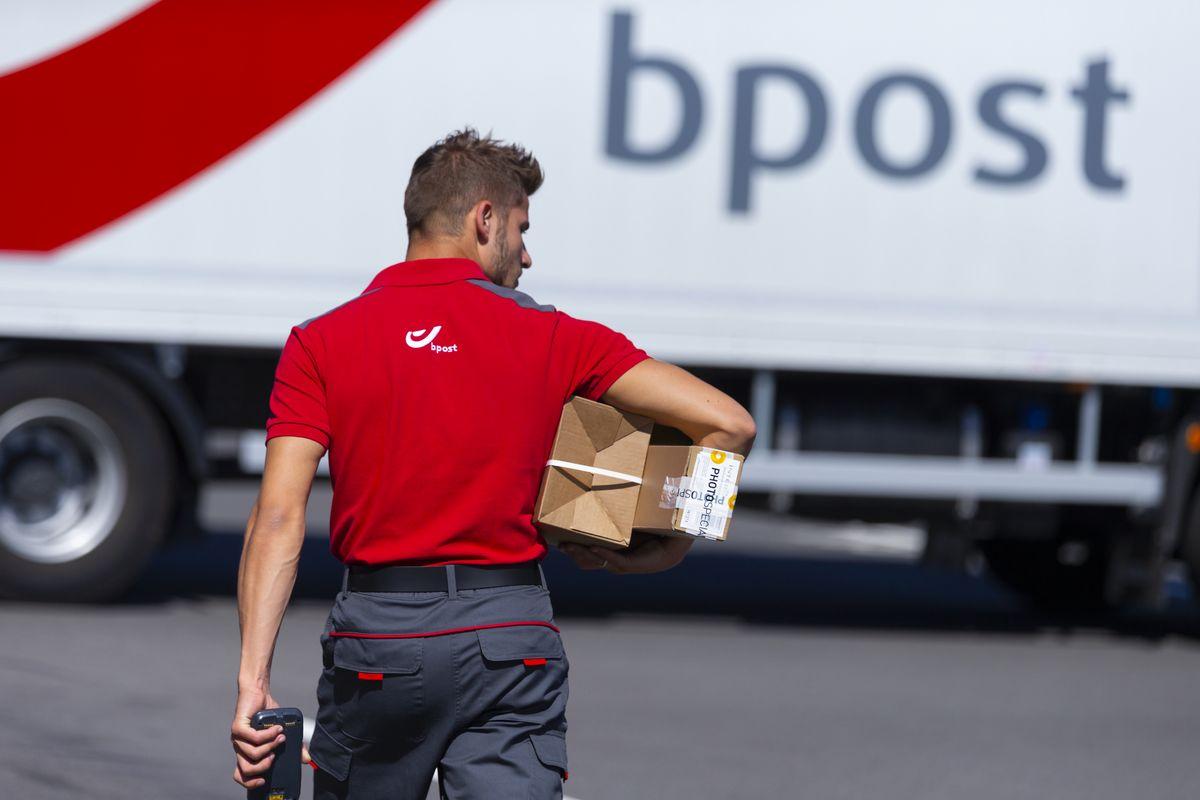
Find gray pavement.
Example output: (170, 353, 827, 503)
(2, 482, 1200, 799)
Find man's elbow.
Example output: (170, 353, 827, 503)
(720, 407, 758, 454)
(253, 504, 306, 533)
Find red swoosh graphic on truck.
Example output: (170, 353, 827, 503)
(0, 0, 433, 253)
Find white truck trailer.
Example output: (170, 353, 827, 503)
(2, 0, 1199, 605)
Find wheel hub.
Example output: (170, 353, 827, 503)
(0, 399, 127, 564)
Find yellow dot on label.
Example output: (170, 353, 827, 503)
(710, 451, 726, 464)
(728, 494, 737, 509)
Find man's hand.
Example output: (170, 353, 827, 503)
(230, 687, 284, 789)
(558, 533, 694, 574)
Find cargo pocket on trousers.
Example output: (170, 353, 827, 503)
(528, 731, 569, 783)
(476, 625, 564, 664)
(331, 636, 427, 744)
(308, 722, 352, 783)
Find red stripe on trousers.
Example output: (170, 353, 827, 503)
(329, 620, 562, 639)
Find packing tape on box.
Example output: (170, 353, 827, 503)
(544, 459, 643, 485)
(658, 476, 686, 509)
(670, 448, 741, 539)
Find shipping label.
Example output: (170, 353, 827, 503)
(674, 448, 740, 539)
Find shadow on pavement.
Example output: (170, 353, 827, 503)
(124, 530, 1200, 641)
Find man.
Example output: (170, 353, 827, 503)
(230, 129, 756, 799)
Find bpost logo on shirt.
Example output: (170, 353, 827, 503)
(405, 325, 458, 353)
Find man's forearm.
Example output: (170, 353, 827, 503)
(601, 360, 758, 457)
(237, 505, 305, 691)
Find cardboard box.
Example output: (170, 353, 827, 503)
(534, 397, 653, 549)
(633, 445, 744, 541)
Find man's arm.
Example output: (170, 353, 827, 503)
(601, 359, 757, 455)
(559, 359, 757, 574)
(230, 435, 325, 790)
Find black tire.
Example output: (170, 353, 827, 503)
(980, 534, 1111, 611)
(0, 358, 176, 601)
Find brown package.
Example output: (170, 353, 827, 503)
(633, 445, 744, 541)
(533, 397, 652, 549)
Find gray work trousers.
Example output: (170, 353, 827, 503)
(307, 567, 570, 799)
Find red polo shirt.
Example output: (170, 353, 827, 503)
(264, 258, 650, 566)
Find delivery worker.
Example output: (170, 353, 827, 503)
(229, 128, 756, 799)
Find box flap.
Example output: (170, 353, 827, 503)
(570, 492, 628, 542)
(535, 396, 651, 546)
(572, 397, 623, 453)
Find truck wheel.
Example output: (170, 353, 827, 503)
(0, 359, 175, 601)
(980, 534, 1111, 611)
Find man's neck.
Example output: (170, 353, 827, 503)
(405, 236, 479, 264)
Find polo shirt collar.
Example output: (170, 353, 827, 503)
(364, 258, 486, 292)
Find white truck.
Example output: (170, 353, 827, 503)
(3, 0, 1199, 605)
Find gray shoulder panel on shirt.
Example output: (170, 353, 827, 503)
(297, 287, 384, 330)
(466, 279, 557, 313)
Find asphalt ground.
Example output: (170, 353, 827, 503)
(2, 481, 1200, 799)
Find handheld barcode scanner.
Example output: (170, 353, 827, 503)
(248, 707, 304, 800)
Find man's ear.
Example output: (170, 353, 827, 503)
(473, 201, 494, 245)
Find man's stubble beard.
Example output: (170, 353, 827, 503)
(491, 221, 518, 288)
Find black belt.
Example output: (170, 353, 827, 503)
(346, 561, 544, 593)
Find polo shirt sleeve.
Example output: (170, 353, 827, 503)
(554, 312, 651, 401)
(265, 325, 331, 449)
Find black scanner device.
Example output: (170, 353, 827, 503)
(248, 707, 304, 800)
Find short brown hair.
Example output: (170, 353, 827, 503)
(403, 128, 544, 237)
